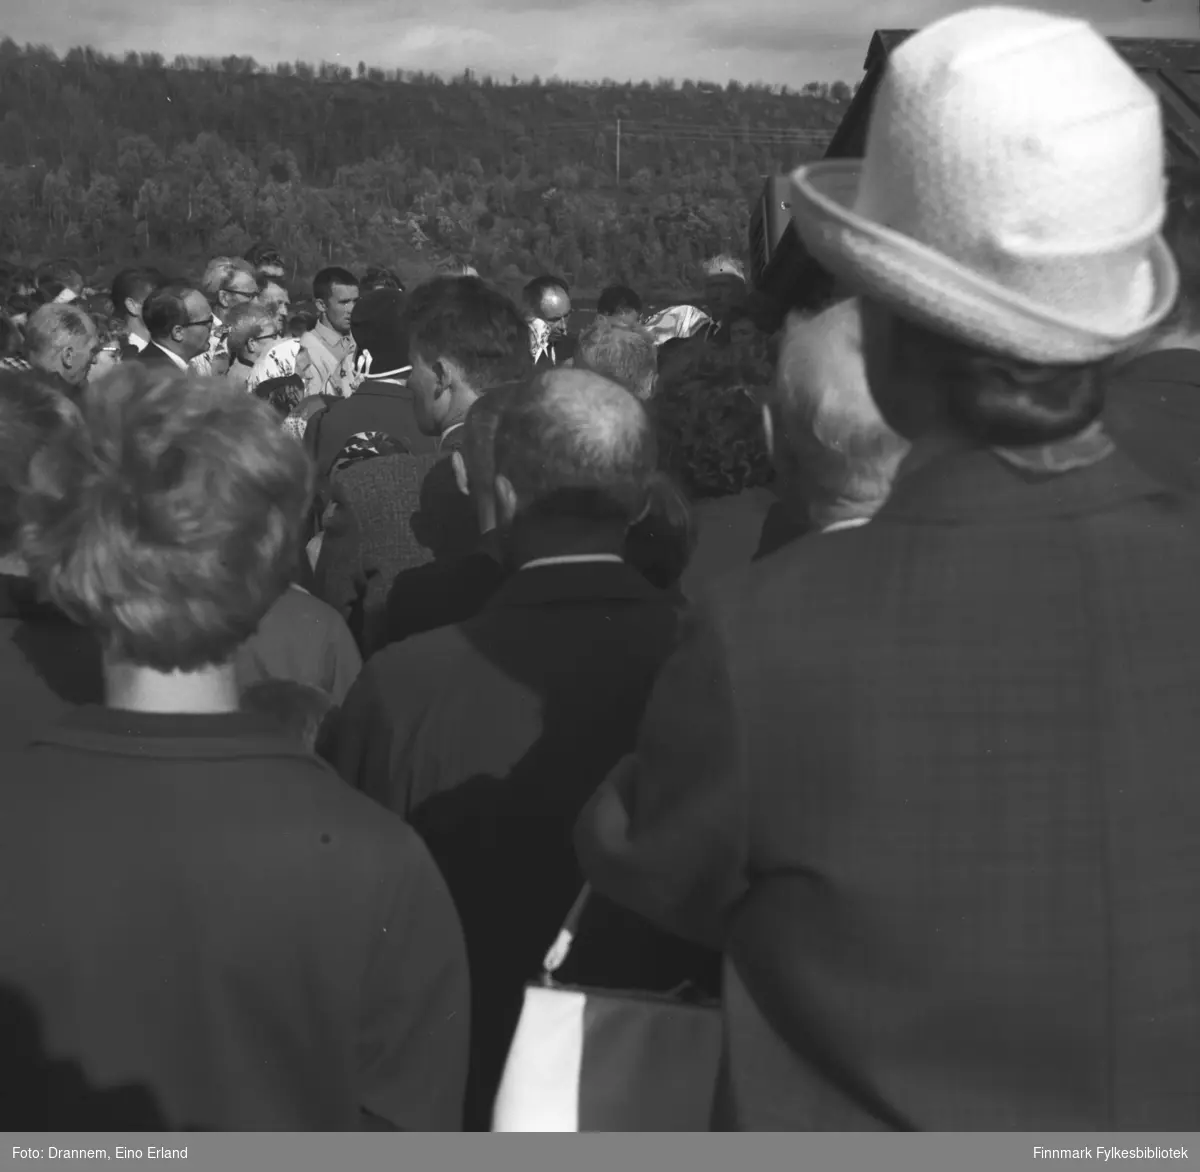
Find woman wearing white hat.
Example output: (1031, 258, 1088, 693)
(575, 6, 1200, 1131)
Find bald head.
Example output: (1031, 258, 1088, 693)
(493, 368, 656, 526)
(773, 298, 909, 528)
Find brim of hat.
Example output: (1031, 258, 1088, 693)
(788, 160, 1179, 364)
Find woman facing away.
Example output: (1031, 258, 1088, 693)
(0, 363, 470, 1131)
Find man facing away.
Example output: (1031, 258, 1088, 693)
(329, 367, 707, 1129)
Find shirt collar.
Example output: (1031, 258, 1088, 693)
(316, 319, 352, 352)
(991, 421, 1115, 477)
(820, 517, 870, 535)
(154, 343, 188, 370)
(519, 554, 625, 571)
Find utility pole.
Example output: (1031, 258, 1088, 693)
(616, 119, 621, 183)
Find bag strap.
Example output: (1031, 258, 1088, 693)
(540, 885, 591, 979)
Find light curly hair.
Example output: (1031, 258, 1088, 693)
(20, 364, 313, 670)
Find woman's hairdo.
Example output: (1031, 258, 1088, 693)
(890, 314, 1111, 447)
(20, 364, 313, 671)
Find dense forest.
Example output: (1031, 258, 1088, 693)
(0, 40, 856, 298)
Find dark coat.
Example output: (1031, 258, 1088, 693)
(0, 574, 102, 753)
(330, 559, 715, 1128)
(577, 446, 1200, 1130)
(305, 379, 438, 478)
(128, 342, 184, 370)
(313, 429, 477, 652)
(0, 706, 469, 1131)
(1104, 347, 1200, 495)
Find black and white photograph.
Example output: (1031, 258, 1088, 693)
(1, 0, 1200, 1154)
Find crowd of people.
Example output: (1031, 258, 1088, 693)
(2, 3, 1200, 1133)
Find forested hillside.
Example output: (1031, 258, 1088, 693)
(0, 40, 855, 295)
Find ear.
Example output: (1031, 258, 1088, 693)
(124, 296, 141, 319)
(432, 358, 460, 400)
(633, 493, 653, 525)
(494, 474, 519, 526)
(451, 451, 470, 497)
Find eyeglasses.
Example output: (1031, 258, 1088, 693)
(222, 286, 257, 301)
(184, 317, 214, 330)
(255, 331, 281, 344)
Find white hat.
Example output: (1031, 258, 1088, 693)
(788, 6, 1179, 364)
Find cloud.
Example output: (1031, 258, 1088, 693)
(2, 0, 1196, 91)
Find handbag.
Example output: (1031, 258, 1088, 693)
(491, 886, 723, 1132)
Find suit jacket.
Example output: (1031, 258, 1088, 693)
(576, 446, 1200, 1130)
(330, 559, 712, 1127)
(533, 335, 576, 373)
(130, 342, 185, 371)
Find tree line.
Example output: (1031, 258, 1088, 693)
(0, 40, 855, 296)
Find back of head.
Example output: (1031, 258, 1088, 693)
(522, 274, 569, 318)
(111, 268, 164, 319)
(143, 284, 200, 342)
(245, 243, 285, 274)
(0, 371, 78, 556)
(597, 285, 643, 320)
(774, 299, 909, 527)
(20, 364, 313, 672)
(240, 678, 335, 753)
(287, 301, 320, 338)
(350, 288, 410, 374)
(360, 266, 405, 293)
(493, 369, 657, 525)
(405, 277, 533, 389)
(575, 318, 658, 401)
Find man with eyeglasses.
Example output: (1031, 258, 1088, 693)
(224, 302, 283, 392)
(191, 257, 259, 378)
(135, 285, 215, 371)
(522, 275, 575, 373)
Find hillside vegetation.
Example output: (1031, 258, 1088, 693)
(0, 41, 855, 295)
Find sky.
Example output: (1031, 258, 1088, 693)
(3, 0, 1198, 88)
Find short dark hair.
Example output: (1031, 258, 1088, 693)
(21, 365, 312, 670)
(405, 277, 533, 390)
(143, 284, 201, 341)
(350, 288, 410, 372)
(0, 371, 78, 553)
(522, 275, 569, 316)
(597, 285, 642, 317)
(287, 301, 320, 338)
(360, 266, 405, 293)
(493, 370, 657, 524)
(110, 268, 164, 317)
(313, 267, 359, 304)
(891, 315, 1111, 447)
(245, 242, 285, 271)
